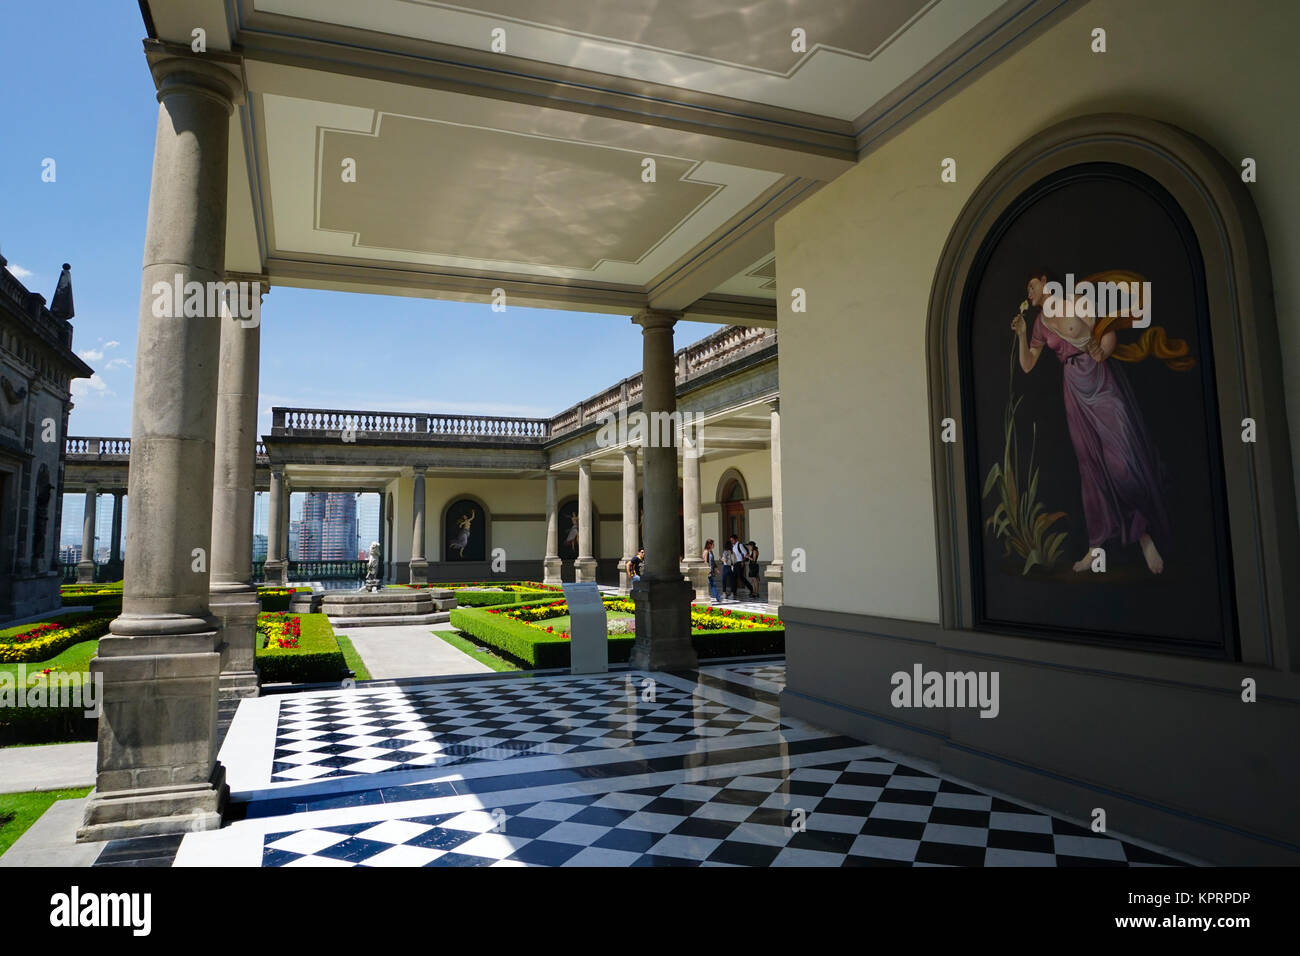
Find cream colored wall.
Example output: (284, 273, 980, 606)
(385, 473, 627, 563)
(701, 449, 774, 558)
(776, 0, 1300, 620)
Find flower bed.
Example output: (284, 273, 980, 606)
(450, 598, 783, 669)
(254, 612, 347, 684)
(0, 616, 114, 664)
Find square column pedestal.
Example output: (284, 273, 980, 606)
(630, 578, 697, 671)
(212, 586, 260, 699)
(77, 627, 228, 842)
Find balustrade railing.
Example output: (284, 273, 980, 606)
(65, 326, 775, 459)
(288, 560, 365, 581)
(65, 437, 131, 457)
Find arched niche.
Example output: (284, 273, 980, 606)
(556, 494, 600, 560)
(440, 494, 490, 562)
(926, 113, 1299, 664)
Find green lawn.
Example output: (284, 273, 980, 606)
(0, 787, 92, 857)
(0, 640, 98, 685)
(437, 630, 521, 672)
(334, 634, 372, 681)
(527, 610, 634, 635)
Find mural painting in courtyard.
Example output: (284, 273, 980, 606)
(444, 499, 484, 561)
(961, 162, 1236, 655)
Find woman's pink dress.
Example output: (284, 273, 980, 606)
(1031, 314, 1170, 549)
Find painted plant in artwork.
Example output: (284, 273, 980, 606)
(962, 162, 1235, 653)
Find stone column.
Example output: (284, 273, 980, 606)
(680, 418, 710, 603)
(210, 278, 264, 700)
(108, 491, 125, 577)
(264, 469, 286, 586)
(543, 471, 561, 585)
(385, 492, 394, 581)
(76, 485, 98, 583)
(619, 446, 637, 593)
(376, 487, 387, 583)
(409, 468, 428, 585)
(79, 52, 241, 843)
(763, 398, 784, 606)
(574, 459, 597, 582)
(629, 311, 697, 671)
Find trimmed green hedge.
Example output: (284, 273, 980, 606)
(451, 589, 558, 608)
(0, 704, 97, 746)
(258, 587, 312, 612)
(449, 605, 784, 669)
(255, 612, 348, 684)
(0, 616, 113, 665)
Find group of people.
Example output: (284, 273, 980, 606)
(622, 534, 763, 603)
(705, 535, 761, 603)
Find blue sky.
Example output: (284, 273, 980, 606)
(2, 1, 725, 442)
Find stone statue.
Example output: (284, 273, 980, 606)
(364, 540, 382, 592)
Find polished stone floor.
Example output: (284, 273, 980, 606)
(162, 660, 1191, 867)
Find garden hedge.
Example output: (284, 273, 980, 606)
(0, 616, 114, 664)
(257, 586, 312, 612)
(449, 603, 784, 669)
(255, 612, 348, 684)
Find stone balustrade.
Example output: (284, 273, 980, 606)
(65, 437, 132, 457)
(66, 325, 776, 459)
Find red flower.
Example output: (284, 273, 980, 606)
(546, 626, 553, 633)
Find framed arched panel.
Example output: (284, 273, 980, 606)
(441, 494, 490, 562)
(557, 495, 599, 560)
(927, 113, 1299, 665)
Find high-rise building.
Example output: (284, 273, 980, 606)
(288, 519, 302, 560)
(252, 534, 268, 561)
(294, 492, 359, 561)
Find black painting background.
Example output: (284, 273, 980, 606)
(558, 500, 581, 558)
(961, 164, 1235, 653)
(443, 498, 485, 562)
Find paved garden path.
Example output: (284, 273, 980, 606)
(0, 741, 96, 792)
(338, 623, 493, 679)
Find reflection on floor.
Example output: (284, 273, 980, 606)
(161, 660, 1190, 867)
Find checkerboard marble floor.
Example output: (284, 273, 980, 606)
(173, 661, 1190, 867)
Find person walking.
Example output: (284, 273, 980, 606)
(704, 538, 722, 602)
(746, 540, 761, 602)
(721, 534, 738, 600)
(729, 534, 749, 599)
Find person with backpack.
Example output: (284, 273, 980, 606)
(731, 535, 750, 598)
(626, 547, 644, 586)
(721, 534, 739, 600)
(704, 538, 721, 602)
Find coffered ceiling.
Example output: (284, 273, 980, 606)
(140, 0, 1081, 323)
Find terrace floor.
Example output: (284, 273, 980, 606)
(142, 660, 1195, 868)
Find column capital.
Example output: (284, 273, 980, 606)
(145, 43, 244, 111)
(767, 396, 780, 414)
(631, 310, 681, 332)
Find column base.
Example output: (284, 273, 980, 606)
(79, 622, 226, 842)
(543, 556, 562, 586)
(409, 558, 428, 586)
(681, 559, 711, 603)
(263, 559, 287, 586)
(574, 556, 597, 583)
(764, 563, 784, 607)
(211, 585, 261, 701)
(76, 561, 95, 584)
(629, 578, 697, 671)
(78, 765, 228, 843)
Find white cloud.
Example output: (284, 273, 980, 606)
(71, 374, 113, 400)
(104, 340, 120, 349)
(105, 357, 131, 370)
(79, 349, 104, 362)
(6, 263, 34, 281)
